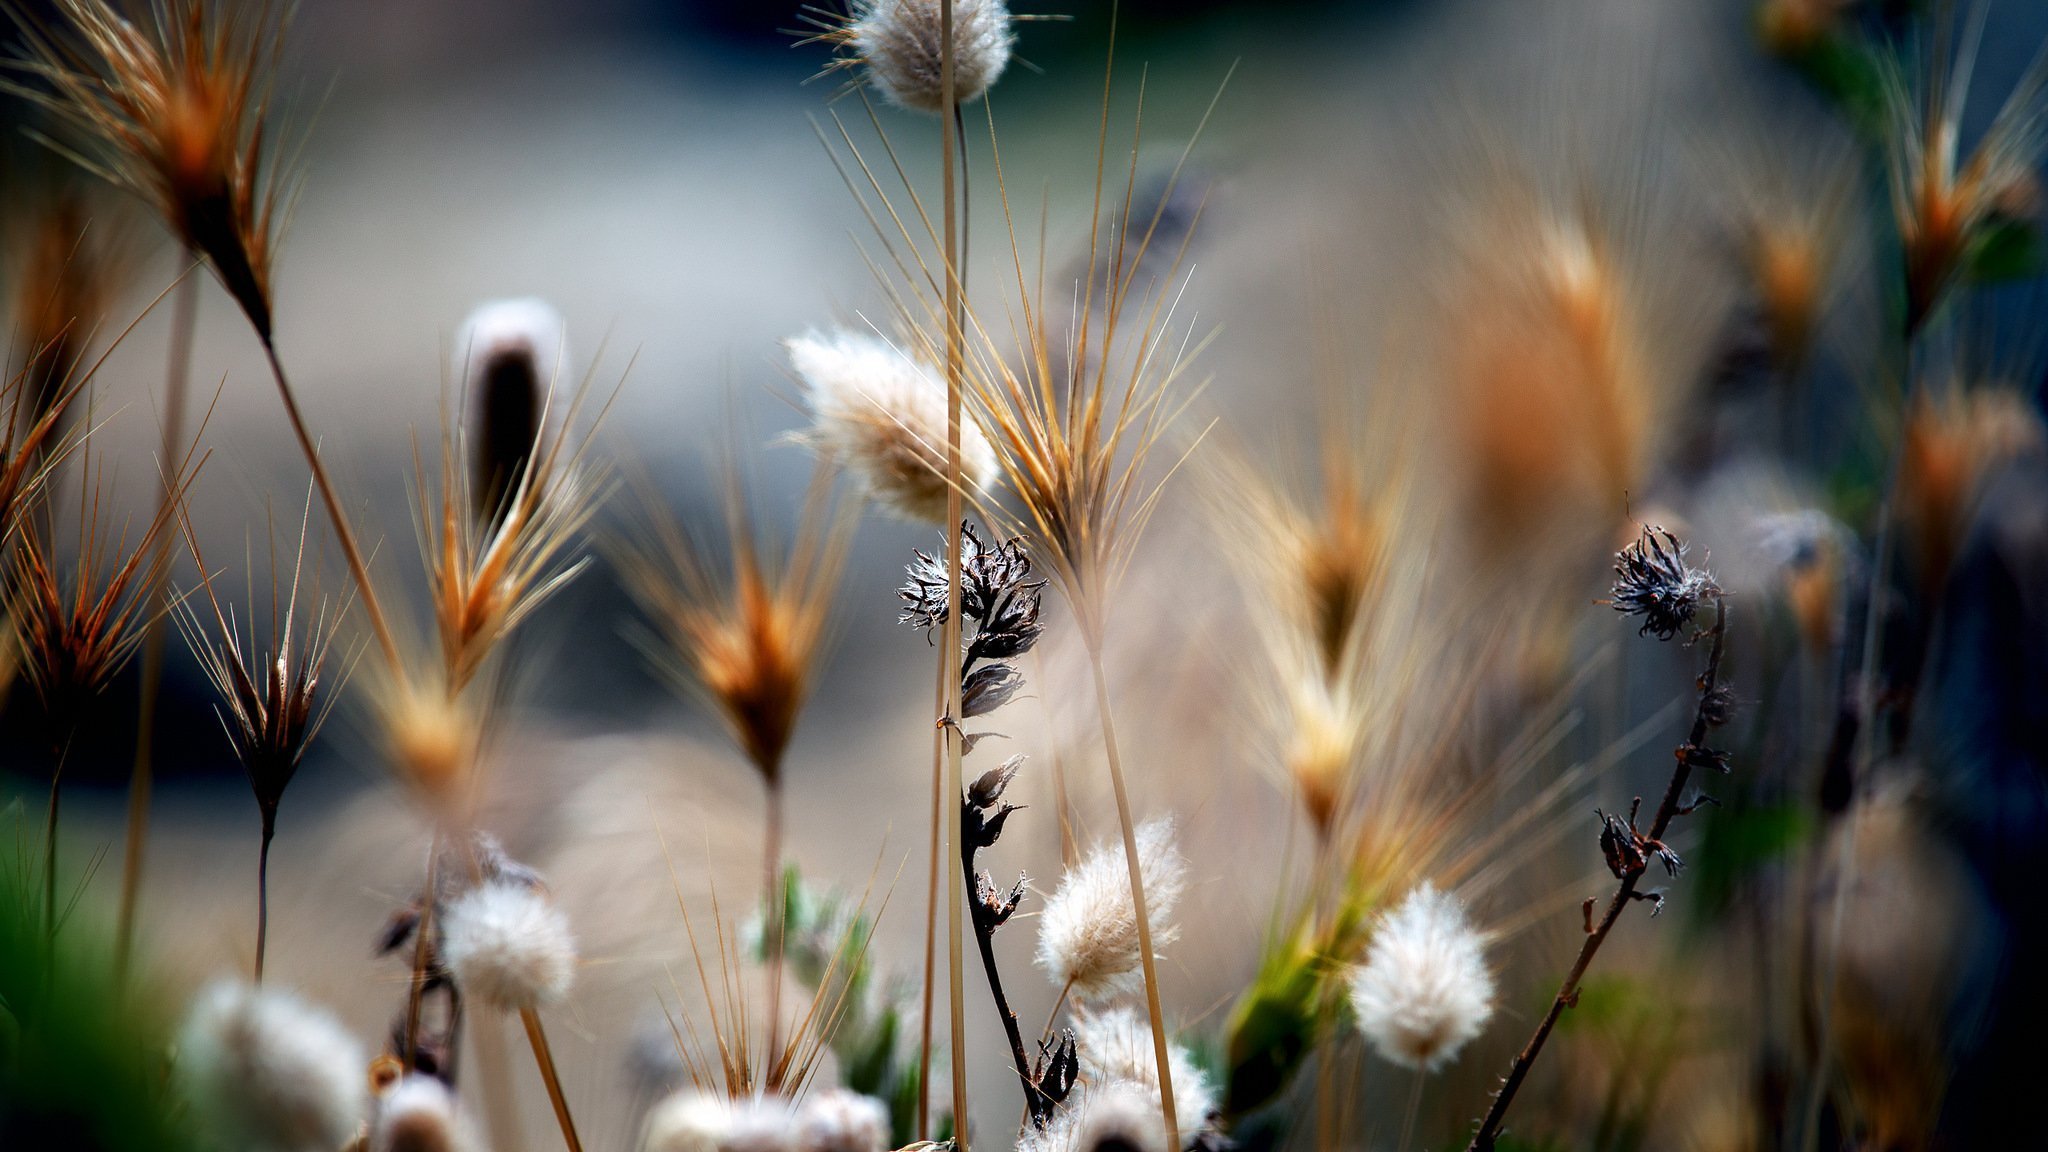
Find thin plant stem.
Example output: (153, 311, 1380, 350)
(1037, 976, 1075, 1047)
(1466, 597, 1730, 1152)
(403, 834, 440, 1068)
(918, 659, 944, 1137)
(44, 735, 73, 944)
(256, 339, 402, 676)
(962, 798, 1048, 1124)
(763, 769, 785, 1085)
(254, 809, 275, 983)
(520, 1005, 584, 1152)
(1083, 629, 1179, 1145)
(116, 255, 200, 984)
(939, 0, 971, 1145)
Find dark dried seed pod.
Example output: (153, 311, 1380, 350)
(962, 662, 1024, 718)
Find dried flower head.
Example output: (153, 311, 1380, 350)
(1071, 1005, 1219, 1137)
(372, 1075, 480, 1152)
(174, 491, 346, 827)
(439, 876, 576, 1012)
(455, 298, 568, 525)
(792, 1089, 888, 1152)
(8, 0, 295, 340)
(788, 328, 997, 522)
(1036, 817, 1187, 1002)
(176, 978, 368, 1152)
(1346, 882, 1495, 1072)
(814, 0, 1015, 114)
(1885, 6, 2048, 331)
(626, 467, 852, 781)
(10, 449, 193, 735)
(1605, 524, 1719, 641)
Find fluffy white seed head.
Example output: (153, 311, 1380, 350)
(1016, 1081, 1167, 1152)
(787, 329, 996, 522)
(439, 879, 577, 1011)
(1036, 816, 1187, 1002)
(1072, 1005, 1219, 1137)
(794, 1089, 888, 1152)
(455, 297, 566, 394)
(847, 0, 1014, 114)
(643, 1091, 798, 1152)
(1347, 882, 1496, 1072)
(372, 1076, 480, 1152)
(176, 978, 368, 1152)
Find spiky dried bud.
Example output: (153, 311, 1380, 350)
(439, 878, 576, 1011)
(1346, 883, 1495, 1073)
(176, 979, 368, 1152)
(897, 520, 1040, 632)
(793, 1089, 888, 1152)
(973, 868, 1027, 925)
(1072, 1005, 1221, 1138)
(843, 0, 1014, 114)
(1036, 817, 1187, 1002)
(968, 753, 1025, 808)
(961, 661, 1023, 717)
(372, 1075, 480, 1152)
(1606, 525, 1718, 641)
(788, 329, 997, 522)
(456, 298, 566, 525)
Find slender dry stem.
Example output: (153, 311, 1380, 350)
(1466, 597, 1729, 1151)
(520, 1004, 584, 1152)
(115, 254, 199, 984)
(1084, 629, 1179, 1144)
(938, 1, 971, 1145)
(257, 339, 402, 676)
(253, 809, 274, 982)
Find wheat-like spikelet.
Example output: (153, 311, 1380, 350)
(786, 327, 997, 522)
(1882, 5, 2048, 332)
(6, 0, 293, 340)
(423, 305, 609, 696)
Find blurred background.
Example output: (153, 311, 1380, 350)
(5, 0, 2047, 1149)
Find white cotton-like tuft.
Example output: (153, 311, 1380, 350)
(372, 1076, 480, 1152)
(439, 879, 577, 1011)
(644, 1091, 798, 1152)
(1035, 816, 1187, 1002)
(454, 298, 567, 394)
(794, 1088, 889, 1152)
(787, 329, 996, 522)
(176, 978, 368, 1152)
(1347, 882, 1496, 1072)
(1072, 1005, 1218, 1137)
(847, 0, 1013, 114)
(1015, 1081, 1167, 1152)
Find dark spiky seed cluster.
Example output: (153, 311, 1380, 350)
(1605, 525, 1719, 641)
(898, 520, 1044, 718)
